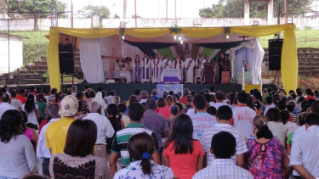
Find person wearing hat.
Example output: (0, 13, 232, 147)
(45, 95, 78, 155)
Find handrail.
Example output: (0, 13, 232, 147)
(299, 77, 319, 89)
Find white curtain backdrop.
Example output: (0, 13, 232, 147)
(79, 38, 105, 83)
(122, 41, 144, 59)
(252, 38, 265, 84)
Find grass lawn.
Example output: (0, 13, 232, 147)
(259, 29, 319, 48)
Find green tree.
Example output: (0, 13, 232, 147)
(6, 0, 66, 31)
(199, 0, 313, 18)
(114, 13, 120, 19)
(82, 5, 110, 23)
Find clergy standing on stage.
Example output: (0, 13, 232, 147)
(151, 53, 161, 83)
(195, 54, 207, 83)
(161, 55, 172, 70)
(185, 54, 195, 84)
(172, 55, 184, 83)
(132, 55, 141, 83)
(141, 53, 151, 83)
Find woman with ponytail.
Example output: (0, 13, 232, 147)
(245, 115, 289, 179)
(114, 132, 174, 179)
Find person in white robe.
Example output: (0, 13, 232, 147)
(171, 55, 184, 83)
(124, 57, 133, 83)
(195, 54, 207, 83)
(161, 55, 172, 70)
(184, 54, 195, 84)
(132, 55, 141, 83)
(151, 53, 161, 83)
(141, 53, 151, 83)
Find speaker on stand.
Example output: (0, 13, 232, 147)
(58, 43, 75, 91)
(268, 39, 283, 71)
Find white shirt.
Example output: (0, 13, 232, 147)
(84, 113, 115, 145)
(189, 112, 216, 140)
(36, 118, 60, 161)
(121, 115, 130, 127)
(106, 95, 114, 105)
(264, 104, 276, 116)
(22, 104, 39, 126)
(186, 108, 195, 116)
(210, 102, 225, 110)
(292, 125, 306, 143)
(290, 126, 319, 178)
(10, 99, 22, 110)
(199, 123, 248, 165)
(268, 121, 286, 146)
(233, 106, 256, 138)
(193, 159, 253, 179)
(0, 102, 16, 119)
(284, 121, 298, 137)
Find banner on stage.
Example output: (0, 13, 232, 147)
(156, 84, 183, 98)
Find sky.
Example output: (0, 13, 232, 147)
(61, 0, 219, 18)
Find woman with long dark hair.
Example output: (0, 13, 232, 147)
(22, 94, 39, 128)
(0, 110, 36, 178)
(245, 115, 289, 178)
(49, 120, 111, 178)
(106, 104, 123, 152)
(163, 114, 204, 179)
(114, 133, 174, 179)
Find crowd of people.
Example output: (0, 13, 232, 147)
(0, 85, 319, 179)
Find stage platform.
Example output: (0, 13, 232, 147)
(13, 83, 276, 100)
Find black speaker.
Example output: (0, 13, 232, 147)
(59, 43, 74, 74)
(268, 39, 283, 71)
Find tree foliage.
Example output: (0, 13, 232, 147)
(5, 0, 66, 30)
(199, 0, 313, 18)
(82, 5, 110, 19)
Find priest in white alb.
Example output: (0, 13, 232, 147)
(161, 55, 172, 70)
(151, 53, 161, 83)
(172, 55, 184, 83)
(184, 54, 195, 83)
(141, 53, 151, 83)
(195, 53, 207, 83)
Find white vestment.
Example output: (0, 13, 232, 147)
(141, 57, 151, 82)
(161, 59, 172, 70)
(195, 58, 207, 83)
(151, 58, 161, 83)
(172, 59, 184, 83)
(185, 58, 195, 83)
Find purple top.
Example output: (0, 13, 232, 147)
(245, 138, 285, 179)
(142, 110, 169, 148)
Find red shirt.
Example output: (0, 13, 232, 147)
(163, 140, 205, 179)
(38, 119, 48, 134)
(158, 105, 171, 119)
(305, 96, 316, 101)
(16, 95, 27, 104)
(179, 96, 187, 105)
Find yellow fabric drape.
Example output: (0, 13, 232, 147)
(232, 24, 298, 91)
(47, 24, 297, 91)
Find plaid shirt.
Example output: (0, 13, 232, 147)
(193, 159, 253, 179)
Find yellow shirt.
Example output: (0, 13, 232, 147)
(45, 117, 76, 155)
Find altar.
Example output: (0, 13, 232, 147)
(161, 69, 182, 83)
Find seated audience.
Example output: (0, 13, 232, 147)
(114, 133, 174, 179)
(245, 115, 289, 178)
(163, 114, 204, 179)
(290, 113, 319, 178)
(109, 103, 160, 177)
(266, 108, 286, 146)
(84, 101, 115, 159)
(49, 120, 111, 178)
(199, 105, 247, 167)
(0, 110, 36, 178)
(193, 131, 253, 179)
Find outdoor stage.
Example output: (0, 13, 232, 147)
(73, 83, 276, 100)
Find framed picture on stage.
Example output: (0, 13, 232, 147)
(222, 71, 230, 84)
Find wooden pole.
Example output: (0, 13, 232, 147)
(134, 0, 137, 28)
(174, 0, 177, 24)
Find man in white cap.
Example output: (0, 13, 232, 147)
(45, 95, 78, 155)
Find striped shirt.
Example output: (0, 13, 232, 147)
(111, 123, 159, 167)
(192, 159, 253, 179)
(199, 123, 248, 165)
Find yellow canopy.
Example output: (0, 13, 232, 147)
(47, 24, 297, 91)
